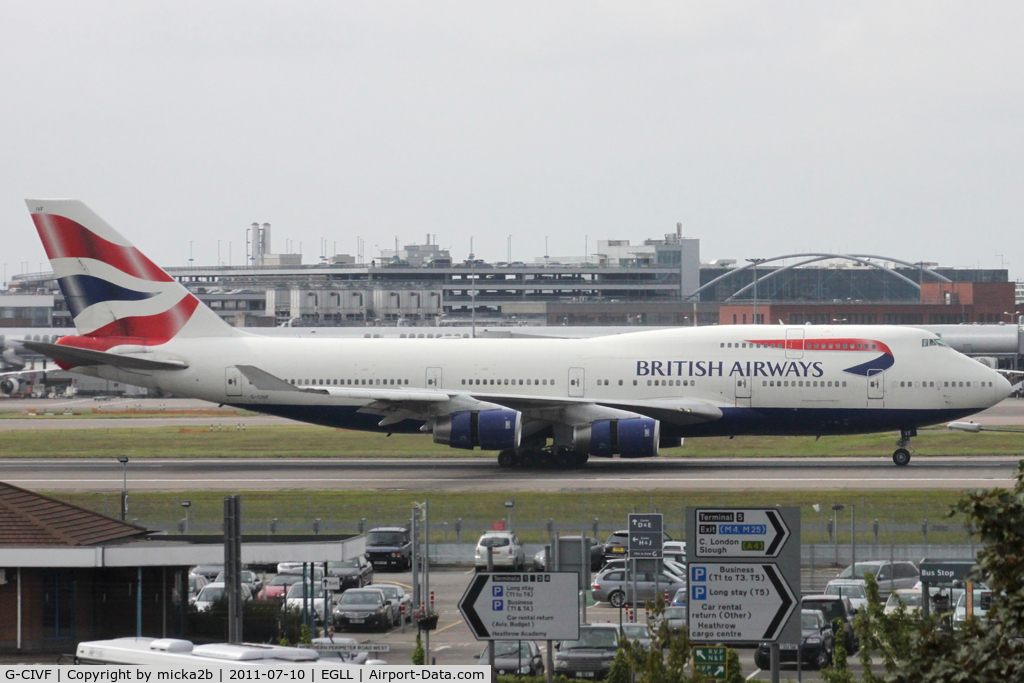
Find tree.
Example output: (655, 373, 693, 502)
(835, 461, 1024, 682)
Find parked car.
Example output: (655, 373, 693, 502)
(591, 567, 686, 608)
(276, 563, 325, 580)
(475, 532, 526, 570)
(659, 606, 687, 633)
(193, 582, 252, 612)
(365, 527, 412, 571)
(619, 623, 652, 649)
(188, 574, 208, 604)
(328, 556, 375, 590)
(953, 588, 993, 628)
(663, 541, 686, 564)
(190, 565, 224, 582)
(553, 623, 621, 680)
(671, 587, 687, 607)
(533, 536, 604, 572)
(601, 530, 673, 562)
(801, 595, 858, 654)
(754, 609, 835, 670)
(373, 583, 413, 626)
(214, 569, 263, 595)
(257, 573, 306, 601)
(476, 641, 545, 676)
(598, 558, 686, 585)
(332, 587, 393, 632)
(285, 582, 329, 623)
(825, 579, 868, 612)
(837, 561, 919, 597)
(884, 589, 924, 615)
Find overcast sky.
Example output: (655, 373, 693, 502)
(2, 2, 1022, 281)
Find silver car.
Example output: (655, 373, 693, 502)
(591, 567, 686, 608)
(837, 561, 918, 597)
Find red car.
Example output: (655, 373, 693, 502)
(258, 573, 305, 601)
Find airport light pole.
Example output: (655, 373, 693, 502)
(746, 258, 766, 324)
(118, 456, 129, 522)
(832, 504, 845, 567)
(181, 500, 191, 534)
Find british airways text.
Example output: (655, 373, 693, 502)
(636, 360, 825, 378)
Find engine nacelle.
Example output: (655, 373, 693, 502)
(578, 418, 660, 458)
(0, 378, 21, 395)
(433, 409, 521, 451)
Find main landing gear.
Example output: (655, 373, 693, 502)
(892, 428, 916, 466)
(497, 446, 589, 469)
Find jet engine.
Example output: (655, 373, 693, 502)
(0, 378, 21, 396)
(433, 409, 522, 451)
(572, 417, 660, 458)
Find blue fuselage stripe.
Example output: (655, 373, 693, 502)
(237, 404, 983, 440)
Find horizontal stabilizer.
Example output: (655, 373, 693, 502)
(22, 341, 188, 371)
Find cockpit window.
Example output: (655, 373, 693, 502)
(922, 339, 948, 348)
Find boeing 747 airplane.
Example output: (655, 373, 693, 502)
(19, 200, 1013, 467)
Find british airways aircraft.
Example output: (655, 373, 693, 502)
(21, 199, 1013, 467)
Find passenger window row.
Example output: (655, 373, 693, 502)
(461, 378, 555, 386)
(719, 341, 880, 351)
(763, 380, 846, 388)
(289, 378, 410, 386)
(645, 379, 696, 387)
(894, 380, 994, 388)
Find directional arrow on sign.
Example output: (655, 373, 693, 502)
(459, 573, 492, 639)
(694, 508, 791, 558)
(688, 563, 797, 642)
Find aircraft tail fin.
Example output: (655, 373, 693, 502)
(26, 199, 241, 344)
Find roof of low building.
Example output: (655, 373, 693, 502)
(0, 481, 148, 546)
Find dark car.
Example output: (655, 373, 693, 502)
(553, 623, 621, 680)
(532, 536, 604, 571)
(328, 556, 374, 590)
(801, 595, 858, 654)
(332, 587, 393, 632)
(602, 530, 673, 562)
(755, 609, 835, 670)
(477, 641, 545, 676)
(365, 527, 412, 571)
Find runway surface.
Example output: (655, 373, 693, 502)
(0, 455, 1017, 493)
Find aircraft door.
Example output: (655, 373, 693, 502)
(568, 367, 585, 398)
(785, 328, 805, 359)
(225, 367, 242, 396)
(425, 367, 443, 389)
(734, 377, 751, 408)
(867, 369, 884, 402)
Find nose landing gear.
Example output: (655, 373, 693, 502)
(892, 428, 916, 466)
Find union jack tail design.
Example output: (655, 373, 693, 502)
(27, 199, 240, 351)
